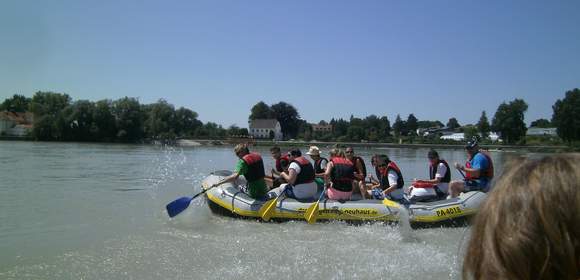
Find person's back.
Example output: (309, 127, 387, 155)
(291, 156, 316, 185)
(326, 154, 355, 200)
(463, 154, 580, 280)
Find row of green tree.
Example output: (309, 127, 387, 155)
(0, 92, 245, 142)
(248, 88, 579, 144)
(2, 88, 578, 144)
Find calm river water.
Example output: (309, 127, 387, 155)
(0, 141, 526, 279)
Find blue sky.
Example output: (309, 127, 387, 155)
(1, 0, 578, 128)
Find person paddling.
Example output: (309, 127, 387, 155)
(448, 138, 494, 198)
(270, 146, 290, 175)
(267, 148, 318, 200)
(266, 146, 289, 188)
(213, 144, 268, 200)
(366, 155, 405, 201)
(366, 154, 387, 187)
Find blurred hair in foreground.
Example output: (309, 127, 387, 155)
(464, 154, 580, 280)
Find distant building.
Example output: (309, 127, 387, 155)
(249, 119, 283, 140)
(440, 132, 465, 141)
(0, 112, 34, 137)
(527, 127, 557, 137)
(440, 132, 502, 142)
(312, 124, 333, 134)
(418, 127, 453, 137)
(489, 132, 501, 142)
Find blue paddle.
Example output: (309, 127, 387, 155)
(166, 184, 216, 218)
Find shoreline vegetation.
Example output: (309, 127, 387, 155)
(0, 137, 572, 154)
(0, 89, 578, 153)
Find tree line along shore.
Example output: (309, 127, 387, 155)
(0, 89, 578, 151)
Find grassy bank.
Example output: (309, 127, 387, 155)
(250, 140, 574, 153)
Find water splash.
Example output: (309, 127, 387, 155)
(397, 205, 419, 243)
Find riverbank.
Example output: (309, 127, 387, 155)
(175, 138, 573, 153)
(1, 137, 573, 153)
(251, 140, 573, 153)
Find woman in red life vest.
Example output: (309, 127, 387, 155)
(324, 148, 355, 200)
(410, 149, 449, 202)
(365, 154, 388, 188)
(365, 155, 405, 201)
(345, 146, 368, 199)
(267, 148, 318, 200)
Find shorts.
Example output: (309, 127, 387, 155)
(327, 187, 352, 200)
(267, 182, 317, 201)
(464, 180, 487, 192)
(370, 188, 384, 200)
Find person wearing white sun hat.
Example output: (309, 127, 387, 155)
(306, 146, 328, 178)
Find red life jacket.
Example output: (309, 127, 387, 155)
(275, 155, 289, 172)
(291, 156, 315, 185)
(330, 157, 355, 192)
(241, 153, 266, 182)
(349, 156, 367, 180)
(465, 151, 494, 180)
(379, 161, 404, 190)
(314, 157, 328, 174)
(430, 159, 451, 183)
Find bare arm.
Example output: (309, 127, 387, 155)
(354, 160, 365, 180)
(383, 171, 399, 195)
(324, 162, 334, 186)
(454, 162, 481, 178)
(281, 168, 298, 185)
(215, 172, 240, 186)
(383, 185, 398, 195)
(368, 173, 379, 184)
(414, 177, 441, 184)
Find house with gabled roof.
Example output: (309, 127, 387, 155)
(249, 119, 283, 140)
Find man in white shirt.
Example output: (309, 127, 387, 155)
(267, 149, 318, 200)
(411, 149, 451, 202)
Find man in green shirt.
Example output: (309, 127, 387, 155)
(214, 144, 268, 200)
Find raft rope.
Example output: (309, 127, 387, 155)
(225, 189, 398, 221)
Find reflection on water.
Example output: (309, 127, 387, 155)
(0, 141, 536, 279)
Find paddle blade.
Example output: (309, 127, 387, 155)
(259, 198, 278, 221)
(166, 196, 193, 218)
(382, 198, 400, 208)
(304, 201, 320, 224)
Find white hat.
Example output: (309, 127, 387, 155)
(306, 146, 320, 156)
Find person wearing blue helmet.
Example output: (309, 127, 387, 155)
(448, 138, 494, 198)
